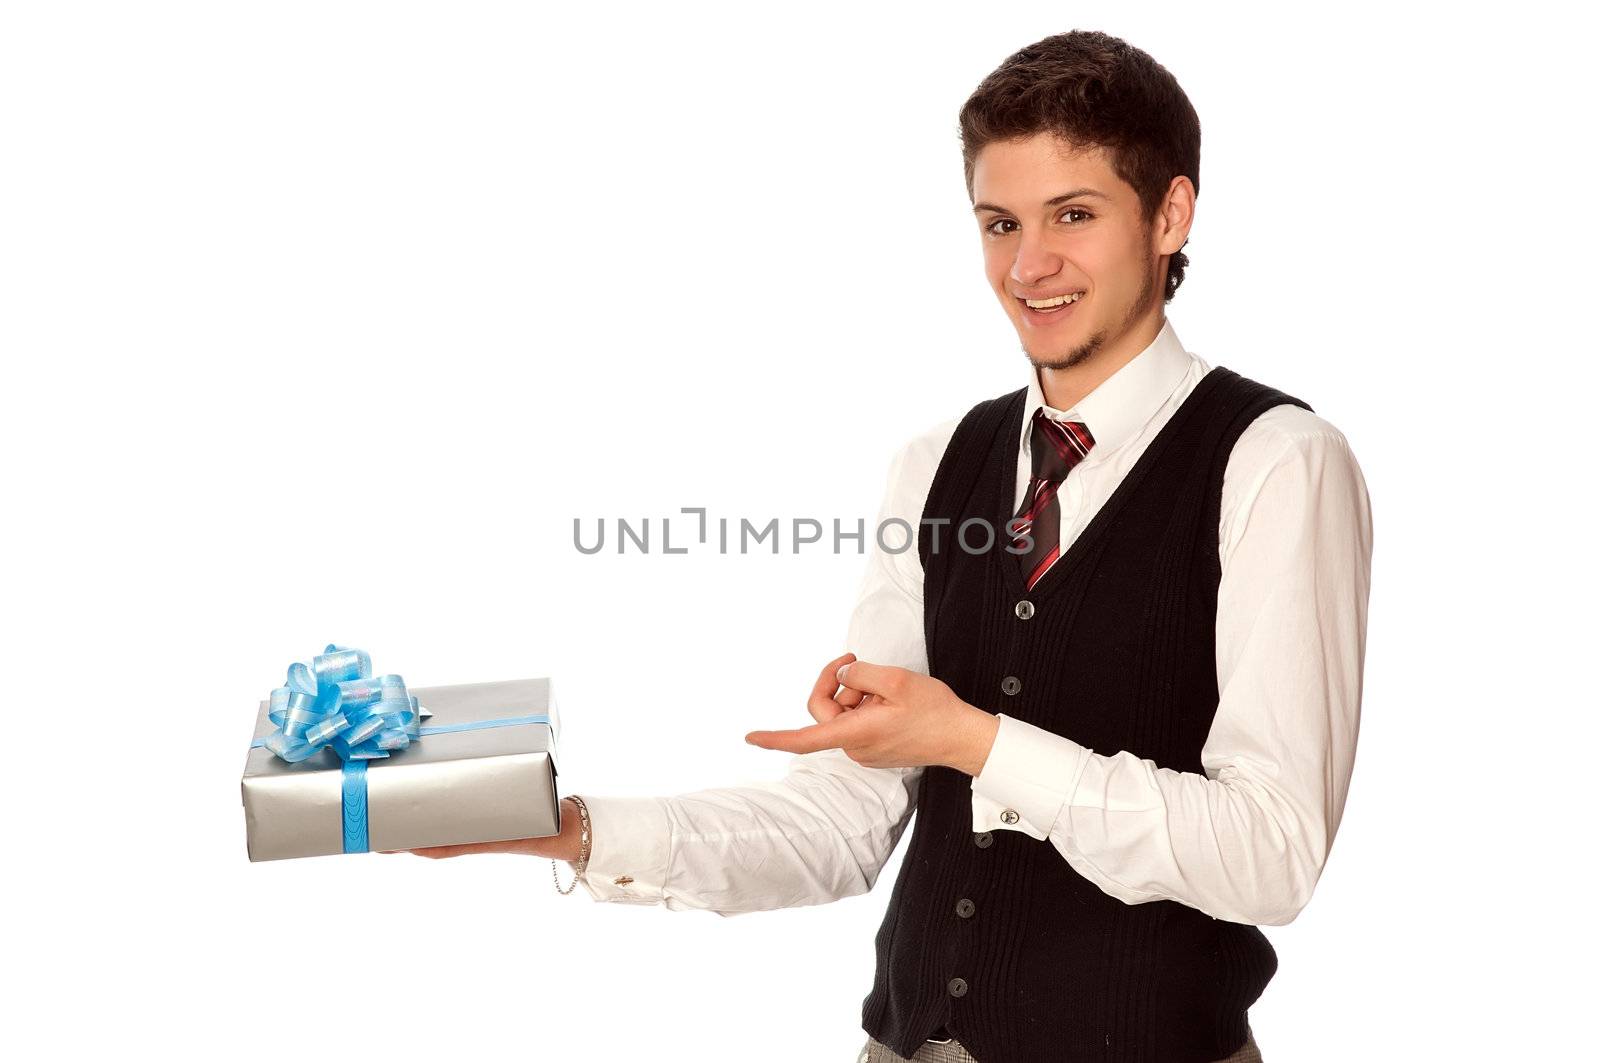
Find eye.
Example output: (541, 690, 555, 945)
(1059, 207, 1093, 224)
(982, 217, 1019, 238)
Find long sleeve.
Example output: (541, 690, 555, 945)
(969, 416, 1373, 926)
(577, 424, 955, 915)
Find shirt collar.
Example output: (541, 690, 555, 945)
(1021, 316, 1192, 467)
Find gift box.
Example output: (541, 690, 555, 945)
(241, 656, 562, 862)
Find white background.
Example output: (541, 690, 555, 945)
(3, 2, 1595, 1059)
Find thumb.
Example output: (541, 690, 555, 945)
(835, 659, 900, 697)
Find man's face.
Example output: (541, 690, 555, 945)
(971, 134, 1163, 371)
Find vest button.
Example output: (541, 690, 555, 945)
(1000, 675, 1021, 695)
(1014, 599, 1035, 620)
(999, 808, 1020, 825)
(955, 898, 976, 918)
(974, 831, 994, 848)
(947, 977, 968, 998)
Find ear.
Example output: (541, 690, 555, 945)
(1153, 175, 1196, 256)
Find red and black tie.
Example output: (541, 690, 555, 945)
(1010, 408, 1096, 591)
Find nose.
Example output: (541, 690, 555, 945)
(1009, 231, 1062, 289)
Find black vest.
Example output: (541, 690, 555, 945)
(860, 366, 1313, 1063)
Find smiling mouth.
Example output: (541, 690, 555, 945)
(1017, 290, 1085, 315)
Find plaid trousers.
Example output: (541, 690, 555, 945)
(858, 1025, 1263, 1063)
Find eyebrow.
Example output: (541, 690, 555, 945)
(971, 188, 1111, 214)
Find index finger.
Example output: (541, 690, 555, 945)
(745, 712, 865, 755)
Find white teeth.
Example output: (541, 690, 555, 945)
(1024, 292, 1083, 309)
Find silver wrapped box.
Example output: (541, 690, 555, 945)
(241, 678, 561, 862)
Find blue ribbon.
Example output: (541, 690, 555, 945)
(252, 644, 550, 853)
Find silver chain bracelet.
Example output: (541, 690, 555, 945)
(552, 794, 591, 895)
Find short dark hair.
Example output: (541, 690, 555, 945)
(958, 30, 1201, 302)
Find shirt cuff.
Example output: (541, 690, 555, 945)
(969, 714, 1090, 839)
(573, 795, 672, 906)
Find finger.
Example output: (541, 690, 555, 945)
(745, 715, 859, 755)
(836, 685, 869, 709)
(831, 651, 869, 707)
(806, 651, 857, 724)
(402, 841, 498, 859)
(834, 659, 907, 700)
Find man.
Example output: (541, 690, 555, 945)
(399, 29, 1372, 1063)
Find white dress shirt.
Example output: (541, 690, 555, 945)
(577, 316, 1373, 927)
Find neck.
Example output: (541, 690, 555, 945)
(1035, 307, 1165, 411)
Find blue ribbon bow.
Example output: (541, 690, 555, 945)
(262, 644, 422, 764)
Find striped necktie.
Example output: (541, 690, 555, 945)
(1010, 407, 1096, 591)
